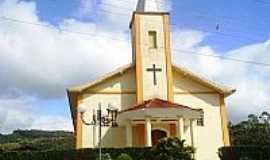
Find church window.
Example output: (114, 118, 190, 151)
(148, 31, 157, 49)
(197, 114, 204, 126)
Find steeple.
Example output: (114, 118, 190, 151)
(131, 0, 173, 103)
(136, 0, 159, 12)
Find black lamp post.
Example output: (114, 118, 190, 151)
(79, 103, 118, 160)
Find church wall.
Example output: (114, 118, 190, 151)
(77, 67, 137, 148)
(173, 70, 215, 93)
(81, 93, 136, 148)
(85, 68, 136, 93)
(173, 70, 223, 160)
(174, 94, 223, 160)
(139, 15, 168, 100)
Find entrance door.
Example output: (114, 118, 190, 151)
(151, 129, 167, 145)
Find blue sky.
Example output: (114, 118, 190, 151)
(0, 0, 269, 134)
(33, 0, 270, 51)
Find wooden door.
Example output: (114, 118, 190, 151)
(151, 129, 167, 145)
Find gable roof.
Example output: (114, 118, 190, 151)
(68, 63, 134, 93)
(117, 98, 204, 124)
(120, 98, 203, 114)
(172, 64, 236, 97)
(68, 63, 235, 96)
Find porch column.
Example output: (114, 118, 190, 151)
(145, 117, 152, 147)
(190, 119, 197, 159)
(93, 125, 97, 147)
(93, 109, 96, 147)
(190, 119, 195, 147)
(126, 121, 133, 147)
(177, 116, 184, 140)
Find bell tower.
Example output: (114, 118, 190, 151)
(131, 0, 173, 103)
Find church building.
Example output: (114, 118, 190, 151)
(67, 0, 236, 159)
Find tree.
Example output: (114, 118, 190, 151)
(0, 130, 74, 151)
(229, 111, 270, 146)
(116, 153, 133, 160)
(151, 137, 195, 160)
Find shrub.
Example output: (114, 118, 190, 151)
(0, 148, 149, 160)
(99, 153, 112, 160)
(0, 138, 195, 160)
(219, 146, 270, 160)
(151, 137, 195, 160)
(116, 153, 133, 160)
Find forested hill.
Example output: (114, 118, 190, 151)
(0, 130, 74, 151)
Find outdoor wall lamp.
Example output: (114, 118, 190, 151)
(79, 103, 118, 160)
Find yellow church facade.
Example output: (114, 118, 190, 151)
(68, 1, 235, 160)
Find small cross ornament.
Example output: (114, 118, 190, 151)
(146, 64, 162, 85)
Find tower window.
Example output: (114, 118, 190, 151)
(148, 31, 157, 49)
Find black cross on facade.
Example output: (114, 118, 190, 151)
(146, 64, 162, 85)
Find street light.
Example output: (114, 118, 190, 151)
(79, 103, 118, 160)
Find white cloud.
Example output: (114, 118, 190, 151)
(0, 0, 131, 99)
(76, 0, 98, 19)
(0, 95, 73, 134)
(172, 29, 207, 50)
(29, 115, 73, 132)
(75, 0, 172, 30)
(172, 29, 270, 122)
(222, 41, 270, 121)
(0, 96, 35, 133)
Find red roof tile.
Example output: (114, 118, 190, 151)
(119, 98, 203, 114)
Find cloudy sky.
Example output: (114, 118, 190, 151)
(0, 0, 269, 134)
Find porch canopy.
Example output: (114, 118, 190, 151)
(117, 98, 203, 147)
(117, 98, 203, 125)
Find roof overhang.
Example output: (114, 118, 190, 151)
(172, 64, 236, 97)
(67, 63, 134, 93)
(129, 11, 170, 29)
(117, 108, 203, 125)
(117, 98, 203, 125)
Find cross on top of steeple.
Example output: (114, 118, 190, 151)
(136, 0, 159, 12)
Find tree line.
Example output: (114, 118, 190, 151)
(229, 111, 270, 146)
